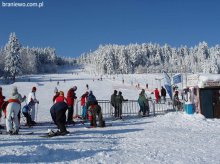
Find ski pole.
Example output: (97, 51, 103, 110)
(36, 103, 38, 122)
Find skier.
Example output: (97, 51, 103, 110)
(110, 90, 117, 118)
(86, 84, 89, 91)
(138, 89, 149, 116)
(22, 101, 35, 127)
(80, 91, 89, 119)
(0, 87, 6, 129)
(66, 86, 77, 125)
(27, 87, 39, 124)
(87, 101, 105, 127)
(115, 91, 128, 119)
(154, 88, 160, 103)
(6, 86, 26, 135)
(50, 101, 69, 136)
(86, 91, 97, 110)
(161, 86, 167, 103)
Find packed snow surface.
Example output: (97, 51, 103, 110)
(0, 69, 220, 164)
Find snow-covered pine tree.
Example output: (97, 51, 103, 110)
(0, 48, 5, 77)
(4, 32, 22, 82)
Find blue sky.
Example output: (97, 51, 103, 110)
(0, 0, 220, 57)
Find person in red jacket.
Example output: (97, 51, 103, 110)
(66, 86, 77, 124)
(0, 87, 6, 129)
(154, 88, 160, 103)
(55, 91, 67, 103)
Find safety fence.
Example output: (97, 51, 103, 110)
(74, 98, 175, 118)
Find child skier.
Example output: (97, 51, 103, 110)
(22, 102, 35, 127)
(81, 91, 89, 120)
(87, 101, 105, 127)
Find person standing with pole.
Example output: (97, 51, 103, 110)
(27, 87, 39, 125)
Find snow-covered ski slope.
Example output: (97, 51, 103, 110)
(0, 68, 220, 164)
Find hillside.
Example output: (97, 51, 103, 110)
(0, 69, 220, 163)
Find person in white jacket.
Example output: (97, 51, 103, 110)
(6, 86, 26, 135)
(27, 87, 39, 124)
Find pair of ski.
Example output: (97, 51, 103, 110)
(112, 118, 125, 121)
(0, 131, 33, 135)
(39, 130, 71, 138)
(85, 123, 112, 129)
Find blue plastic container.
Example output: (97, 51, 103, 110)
(185, 104, 195, 114)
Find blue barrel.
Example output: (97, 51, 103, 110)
(185, 104, 195, 114)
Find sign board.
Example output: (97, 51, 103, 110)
(173, 74, 182, 84)
(204, 80, 220, 87)
(187, 74, 199, 87)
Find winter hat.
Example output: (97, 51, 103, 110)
(32, 87, 37, 92)
(12, 86, 18, 96)
(73, 86, 77, 91)
(59, 91, 64, 96)
(89, 90, 93, 95)
(54, 87, 58, 93)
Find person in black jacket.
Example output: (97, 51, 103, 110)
(161, 86, 167, 102)
(115, 91, 128, 119)
(50, 101, 69, 135)
(111, 90, 117, 118)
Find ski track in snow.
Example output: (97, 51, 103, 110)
(0, 69, 220, 163)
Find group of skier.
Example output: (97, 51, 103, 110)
(0, 84, 107, 135)
(50, 86, 105, 135)
(0, 86, 39, 135)
(0, 82, 158, 135)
